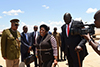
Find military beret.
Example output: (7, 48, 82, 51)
(10, 19, 19, 24)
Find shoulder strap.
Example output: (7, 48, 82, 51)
(9, 29, 16, 39)
(43, 34, 51, 42)
(9, 29, 19, 39)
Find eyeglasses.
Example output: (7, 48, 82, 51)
(15, 24, 19, 26)
(34, 27, 38, 29)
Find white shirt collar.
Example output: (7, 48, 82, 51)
(66, 19, 73, 27)
(24, 32, 27, 34)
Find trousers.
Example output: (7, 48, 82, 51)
(6, 59, 19, 67)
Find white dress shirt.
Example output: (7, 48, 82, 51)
(66, 19, 73, 36)
(24, 33, 28, 41)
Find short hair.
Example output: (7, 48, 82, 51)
(40, 24, 49, 31)
(94, 10, 100, 20)
(54, 27, 57, 30)
(34, 25, 38, 29)
(23, 25, 27, 29)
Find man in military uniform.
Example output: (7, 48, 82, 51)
(1, 19, 21, 67)
(52, 27, 61, 61)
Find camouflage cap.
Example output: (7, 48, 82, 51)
(10, 19, 19, 24)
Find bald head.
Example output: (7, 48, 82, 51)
(94, 10, 100, 20)
(93, 10, 100, 28)
(64, 13, 72, 18)
(63, 13, 72, 24)
(34, 25, 38, 32)
(53, 27, 57, 32)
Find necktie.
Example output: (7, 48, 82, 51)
(34, 32, 36, 44)
(67, 24, 69, 36)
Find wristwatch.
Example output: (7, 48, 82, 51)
(88, 39, 92, 43)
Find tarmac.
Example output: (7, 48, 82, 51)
(0, 37, 100, 67)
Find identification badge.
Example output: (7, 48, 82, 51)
(9, 34, 13, 37)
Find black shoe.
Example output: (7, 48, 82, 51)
(64, 59, 66, 61)
(0, 65, 2, 67)
(60, 59, 63, 61)
(57, 59, 60, 61)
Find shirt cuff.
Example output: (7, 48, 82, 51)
(97, 45, 100, 51)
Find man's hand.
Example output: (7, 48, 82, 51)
(75, 46, 83, 52)
(54, 59, 58, 65)
(28, 46, 32, 53)
(3, 57, 7, 60)
(81, 33, 91, 41)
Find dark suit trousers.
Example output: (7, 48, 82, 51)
(34, 51, 37, 67)
(60, 47, 66, 60)
(32, 46, 37, 67)
(66, 48, 83, 67)
(21, 52, 30, 67)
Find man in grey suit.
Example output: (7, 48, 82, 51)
(61, 13, 88, 67)
(30, 25, 40, 67)
(21, 26, 32, 67)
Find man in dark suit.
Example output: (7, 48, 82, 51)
(21, 26, 32, 67)
(61, 13, 88, 67)
(60, 33, 66, 61)
(30, 25, 40, 67)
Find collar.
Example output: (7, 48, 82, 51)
(53, 32, 58, 34)
(24, 32, 27, 35)
(10, 28, 17, 32)
(66, 19, 73, 26)
(34, 31, 38, 33)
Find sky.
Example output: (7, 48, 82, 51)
(0, 0, 100, 33)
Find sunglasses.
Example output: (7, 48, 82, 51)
(15, 24, 19, 26)
(34, 27, 38, 29)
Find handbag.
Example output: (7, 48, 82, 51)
(24, 54, 35, 65)
(0, 65, 2, 67)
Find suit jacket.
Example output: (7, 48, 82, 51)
(61, 20, 88, 60)
(21, 32, 31, 54)
(30, 31, 40, 51)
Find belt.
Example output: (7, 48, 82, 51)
(37, 48, 52, 51)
